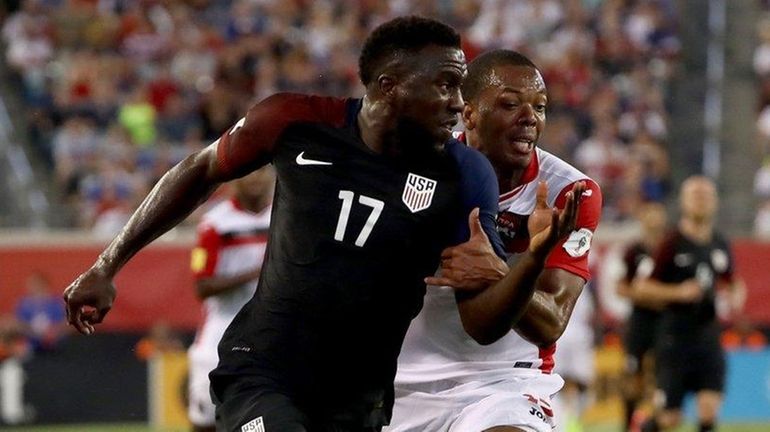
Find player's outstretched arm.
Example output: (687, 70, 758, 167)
(61, 93, 301, 334)
(429, 182, 584, 345)
(62, 145, 230, 334)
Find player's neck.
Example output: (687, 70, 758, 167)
(495, 167, 525, 195)
(358, 95, 394, 155)
(679, 217, 713, 243)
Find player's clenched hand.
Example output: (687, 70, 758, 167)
(528, 181, 585, 260)
(62, 267, 116, 335)
(425, 208, 507, 291)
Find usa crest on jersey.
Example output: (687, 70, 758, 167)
(402, 173, 437, 213)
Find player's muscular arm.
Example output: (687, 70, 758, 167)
(513, 269, 585, 347)
(61, 94, 305, 335)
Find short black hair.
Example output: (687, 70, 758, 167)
(463, 49, 540, 102)
(358, 16, 461, 86)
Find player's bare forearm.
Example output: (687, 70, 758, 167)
(513, 268, 584, 346)
(635, 278, 700, 304)
(196, 268, 261, 300)
(455, 251, 545, 345)
(97, 147, 224, 277)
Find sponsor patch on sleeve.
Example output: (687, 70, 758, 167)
(562, 228, 593, 258)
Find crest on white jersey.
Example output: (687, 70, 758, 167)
(402, 173, 437, 213)
(563, 228, 593, 258)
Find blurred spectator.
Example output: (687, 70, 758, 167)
(134, 321, 184, 361)
(14, 271, 68, 353)
(1, 0, 680, 226)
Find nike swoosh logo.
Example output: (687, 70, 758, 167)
(296, 151, 333, 166)
(582, 189, 592, 197)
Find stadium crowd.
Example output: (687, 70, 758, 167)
(2, 0, 679, 231)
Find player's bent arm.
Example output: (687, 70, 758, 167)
(196, 268, 262, 300)
(61, 94, 310, 334)
(455, 250, 547, 345)
(513, 268, 585, 347)
(634, 277, 700, 305)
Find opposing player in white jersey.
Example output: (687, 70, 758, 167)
(387, 50, 602, 432)
(187, 167, 274, 432)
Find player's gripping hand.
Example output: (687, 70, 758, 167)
(62, 267, 116, 335)
(528, 180, 585, 260)
(425, 208, 508, 291)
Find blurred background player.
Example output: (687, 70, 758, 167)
(637, 176, 746, 432)
(616, 202, 668, 432)
(187, 166, 274, 432)
(388, 50, 601, 432)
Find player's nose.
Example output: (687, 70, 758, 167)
(448, 88, 464, 113)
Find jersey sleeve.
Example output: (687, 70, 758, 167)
(215, 93, 348, 178)
(450, 142, 506, 258)
(191, 223, 221, 279)
(543, 179, 602, 280)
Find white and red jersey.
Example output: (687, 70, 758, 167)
(188, 199, 271, 362)
(395, 145, 602, 386)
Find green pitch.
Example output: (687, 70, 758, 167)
(8, 423, 770, 432)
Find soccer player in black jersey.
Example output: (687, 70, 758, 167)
(616, 202, 668, 432)
(636, 176, 745, 432)
(62, 17, 582, 432)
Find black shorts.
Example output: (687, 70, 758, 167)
(623, 309, 659, 374)
(655, 344, 725, 409)
(210, 374, 388, 432)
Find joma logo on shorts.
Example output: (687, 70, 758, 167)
(529, 407, 547, 422)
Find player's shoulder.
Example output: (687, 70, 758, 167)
(538, 148, 598, 184)
(445, 137, 492, 168)
(199, 199, 268, 231)
(248, 92, 353, 128)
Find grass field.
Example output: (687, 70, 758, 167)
(9, 423, 770, 432)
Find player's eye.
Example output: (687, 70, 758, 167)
(535, 104, 547, 113)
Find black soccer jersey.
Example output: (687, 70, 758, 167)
(622, 241, 660, 322)
(208, 93, 502, 425)
(650, 229, 735, 345)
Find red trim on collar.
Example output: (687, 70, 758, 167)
(230, 197, 243, 211)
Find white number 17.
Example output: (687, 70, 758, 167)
(334, 190, 384, 247)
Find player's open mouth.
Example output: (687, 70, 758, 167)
(509, 138, 534, 154)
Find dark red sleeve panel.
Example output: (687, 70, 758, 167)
(215, 93, 349, 178)
(621, 246, 638, 283)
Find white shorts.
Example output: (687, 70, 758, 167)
(385, 373, 564, 432)
(187, 344, 218, 427)
(553, 326, 594, 386)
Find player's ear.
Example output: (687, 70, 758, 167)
(377, 74, 397, 99)
(462, 102, 476, 130)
